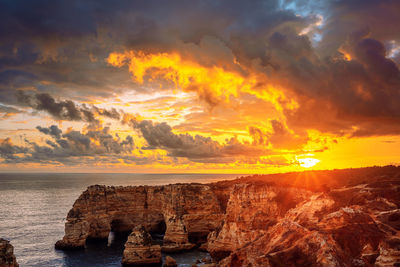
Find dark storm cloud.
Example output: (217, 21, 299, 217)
(317, 0, 400, 56)
(0, 0, 306, 104)
(0, 0, 399, 139)
(36, 125, 62, 139)
(16, 91, 122, 123)
(274, 29, 400, 135)
(17, 91, 96, 122)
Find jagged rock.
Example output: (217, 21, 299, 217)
(207, 183, 312, 260)
(163, 256, 177, 267)
(375, 237, 400, 266)
(0, 239, 19, 267)
(122, 225, 161, 267)
(217, 180, 400, 267)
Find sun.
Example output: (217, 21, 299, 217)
(298, 158, 320, 168)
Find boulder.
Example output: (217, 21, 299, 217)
(163, 255, 177, 267)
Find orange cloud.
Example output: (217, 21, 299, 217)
(107, 50, 297, 111)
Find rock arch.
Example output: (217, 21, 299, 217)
(55, 184, 224, 252)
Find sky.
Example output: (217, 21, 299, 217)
(0, 0, 400, 173)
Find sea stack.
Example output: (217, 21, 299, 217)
(0, 238, 19, 267)
(122, 225, 162, 266)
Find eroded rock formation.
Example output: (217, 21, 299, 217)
(56, 166, 400, 266)
(55, 184, 223, 252)
(0, 238, 19, 267)
(207, 183, 312, 259)
(122, 225, 161, 266)
(215, 178, 400, 266)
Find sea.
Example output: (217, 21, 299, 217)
(0, 173, 240, 267)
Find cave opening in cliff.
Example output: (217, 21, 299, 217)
(188, 231, 209, 246)
(150, 219, 167, 243)
(105, 219, 133, 247)
(110, 219, 134, 234)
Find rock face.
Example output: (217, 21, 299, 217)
(122, 225, 161, 266)
(0, 238, 18, 267)
(215, 178, 400, 266)
(55, 184, 223, 252)
(207, 183, 312, 260)
(56, 166, 400, 266)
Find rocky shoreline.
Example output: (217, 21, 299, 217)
(55, 166, 400, 266)
(0, 238, 19, 267)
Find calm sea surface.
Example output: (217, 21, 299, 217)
(0, 173, 240, 267)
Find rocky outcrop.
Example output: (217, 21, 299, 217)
(207, 183, 312, 260)
(0, 239, 18, 267)
(56, 166, 400, 266)
(216, 178, 400, 266)
(56, 184, 223, 252)
(122, 225, 161, 266)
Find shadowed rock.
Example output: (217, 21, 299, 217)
(122, 225, 161, 267)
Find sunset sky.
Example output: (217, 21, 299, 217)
(0, 0, 399, 173)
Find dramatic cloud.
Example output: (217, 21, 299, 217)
(0, 0, 399, 170)
(0, 125, 136, 165)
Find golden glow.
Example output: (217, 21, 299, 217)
(298, 157, 320, 168)
(107, 50, 297, 111)
(1, 47, 400, 173)
(338, 47, 352, 61)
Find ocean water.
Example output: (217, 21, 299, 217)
(0, 173, 240, 267)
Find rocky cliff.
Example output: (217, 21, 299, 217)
(55, 183, 224, 252)
(213, 177, 400, 266)
(0, 238, 19, 267)
(56, 166, 400, 266)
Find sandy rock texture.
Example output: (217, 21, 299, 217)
(122, 225, 161, 266)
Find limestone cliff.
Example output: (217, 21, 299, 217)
(56, 166, 400, 266)
(207, 183, 313, 260)
(214, 178, 400, 266)
(55, 183, 223, 252)
(0, 238, 18, 267)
